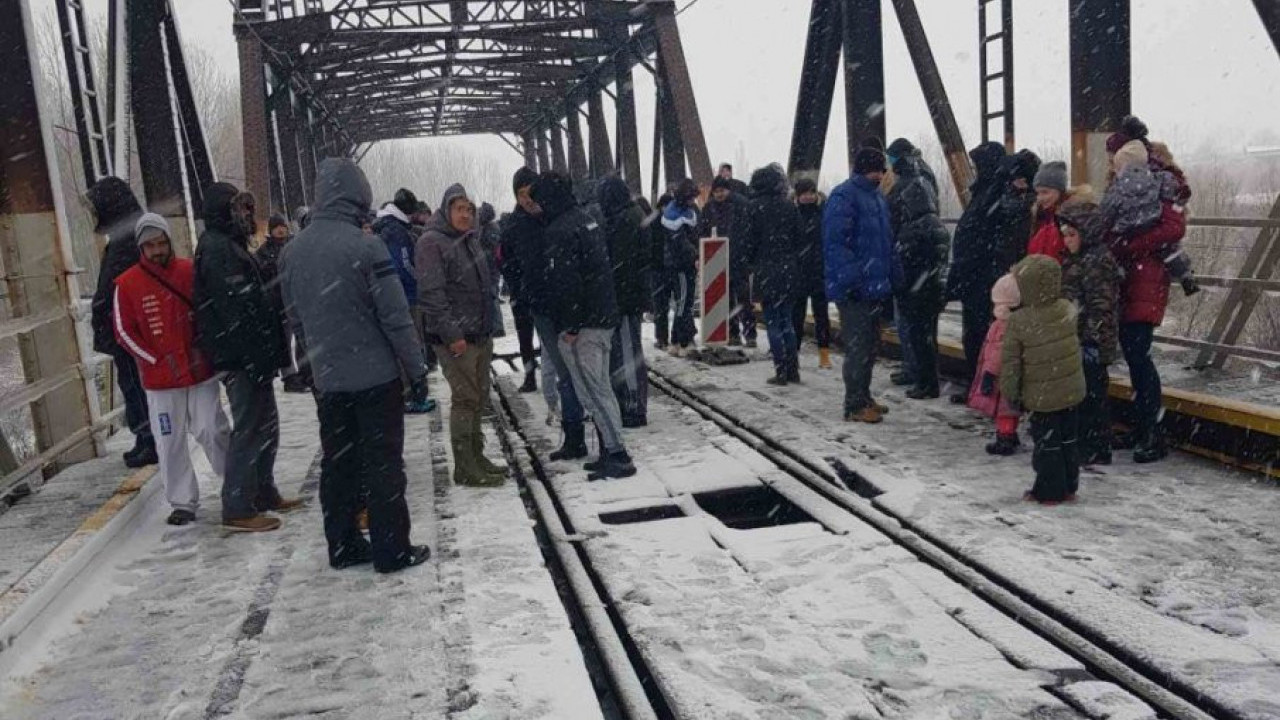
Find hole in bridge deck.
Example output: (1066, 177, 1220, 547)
(599, 505, 685, 525)
(693, 486, 817, 529)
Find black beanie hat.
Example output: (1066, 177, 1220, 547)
(393, 188, 418, 216)
(267, 213, 289, 233)
(513, 166, 538, 197)
(886, 138, 916, 159)
(854, 147, 887, 175)
(711, 176, 732, 192)
(794, 178, 818, 195)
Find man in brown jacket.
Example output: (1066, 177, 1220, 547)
(1001, 254, 1086, 505)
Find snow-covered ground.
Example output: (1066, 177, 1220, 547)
(0, 383, 599, 719)
(627, 325, 1280, 719)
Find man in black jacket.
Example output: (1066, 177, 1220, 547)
(745, 164, 804, 385)
(793, 179, 831, 369)
(533, 172, 636, 480)
(886, 140, 951, 399)
(88, 177, 155, 467)
(503, 167, 588, 459)
(194, 183, 301, 532)
(598, 176, 650, 427)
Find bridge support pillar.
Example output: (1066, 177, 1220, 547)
(657, 55, 686, 187)
(549, 120, 569, 175)
(614, 54, 643, 195)
(521, 131, 538, 171)
(1, 1, 97, 472)
(236, 23, 272, 232)
(1069, 0, 1130, 190)
(1254, 0, 1280, 57)
(535, 128, 551, 174)
(652, 1, 712, 191)
(788, 0, 842, 183)
(564, 103, 590, 184)
(587, 91, 615, 179)
(274, 90, 308, 219)
(843, 0, 887, 170)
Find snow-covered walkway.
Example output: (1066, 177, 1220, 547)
(638, 331, 1280, 719)
(0, 384, 598, 719)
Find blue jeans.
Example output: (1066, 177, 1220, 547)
(533, 314, 585, 426)
(763, 300, 797, 376)
(1120, 322, 1162, 436)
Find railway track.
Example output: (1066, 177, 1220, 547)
(645, 365, 1235, 720)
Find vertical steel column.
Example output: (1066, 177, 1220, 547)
(236, 23, 272, 231)
(299, 105, 319, 206)
(614, 38, 645, 193)
(549, 120, 569, 175)
(535, 127, 551, 174)
(888, 0, 975, 206)
(843, 0, 887, 170)
(1068, 0, 1130, 190)
(788, 0, 843, 182)
(128, 0, 194, 253)
(564, 102, 590, 183)
(521, 130, 538, 171)
(274, 90, 307, 215)
(0, 1, 97, 470)
(587, 91, 616, 178)
(651, 2, 713, 190)
(163, 15, 216, 208)
(657, 57, 687, 186)
(107, 0, 130, 179)
(1253, 0, 1280, 59)
(650, 90, 663, 201)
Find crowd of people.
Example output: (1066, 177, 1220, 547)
(85, 113, 1191, 573)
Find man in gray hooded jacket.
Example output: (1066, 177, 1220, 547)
(416, 184, 505, 487)
(280, 158, 430, 574)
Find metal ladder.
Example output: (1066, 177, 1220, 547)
(978, 0, 1014, 151)
(55, 0, 113, 184)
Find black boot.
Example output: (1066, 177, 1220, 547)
(786, 361, 800, 384)
(549, 423, 589, 461)
(1180, 276, 1201, 297)
(518, 368, 538, 393)
(1133, 430, 1168, 464)
(949, 389, 970, 405)
(985, 433, 1020, 456)
(766, 373, 788, 386)
(588, 451, 637, 481)
(890, 370, 914, 386)
(905, 385, 940, 400)
(125, 440, 158, 468)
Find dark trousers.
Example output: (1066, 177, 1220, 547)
(1120, 322, 1162, 437)
(221, 371, 282, 520)
(316, 379, 412, 571)
(513, 303, 538, 371)
(609, 314, 648, 425)
(1080, 352, 1112, 461)
(960, 291, 993, 388)
(671, 271, 697, 347)
(651, 269, 671, 345)
(901, 304, 941, 393)
(730, 273, 757, 343)
(110, 346, 153, 448)
(763, 300, 797, 376)
(534, 314, 585, 426)
(791, 290, 830, 350)
(836, 299, 883, 414)
(1029, 406, 1080, 502)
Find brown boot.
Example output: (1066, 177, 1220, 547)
(818, 348, 832, 369)
(268, 497, 306, 514)
(869, 398, 890, 415)
(844, 406, 883, 424)
(222, 514, 282, 533)
(357, 508, 369, 532)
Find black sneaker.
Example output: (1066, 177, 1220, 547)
(330, 547, 374, 570)
(377, 545, 432, 574)
(588, 452, 637, 481)
(1180, 276, 1201, 296)
(518, 371, 538, 393)
(905, 386, 940, 400)
(166, 509, 196, 526)
(949, 390, 969, 405)
(126, 445, 158, 469)
(985, 434, 1020, 456)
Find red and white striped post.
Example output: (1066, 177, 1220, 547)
(699, 232, 730, 346)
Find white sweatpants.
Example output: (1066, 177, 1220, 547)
(145, 377, 231, 513)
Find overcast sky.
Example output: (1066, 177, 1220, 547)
(170, 0, 1279, 194)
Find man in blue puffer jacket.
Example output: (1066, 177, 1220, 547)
(824, 146, 900, 423)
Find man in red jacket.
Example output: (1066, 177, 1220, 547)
(114, 213, 249, 529)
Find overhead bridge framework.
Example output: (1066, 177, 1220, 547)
(233, 0, 713, 223)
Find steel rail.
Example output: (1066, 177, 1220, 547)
(647, 366, 1234, 720)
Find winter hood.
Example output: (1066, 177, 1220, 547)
(312, 158, 373, 227)
(597, 176, 633, 218)
(991, 272, 1021, 320)
(748, 164, 788, 199)
(426, 183, 471, 238)
(1013, 254, 1063, 308)
(530, 174, 577, 222)
(201, 182, 241, 233)
(969, 142, 1007, 183)
(478, 202, 496, 227)
(1057, 198, 1107, 251)
(87, 177, 142, 234)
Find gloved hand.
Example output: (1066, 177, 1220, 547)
(1082, 344, 1100, 365)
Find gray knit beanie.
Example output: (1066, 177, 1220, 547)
(134, 212, 171, 246)
(1033, 161, 1069, 193)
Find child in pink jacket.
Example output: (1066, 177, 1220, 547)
(968, 273, 1022, 455)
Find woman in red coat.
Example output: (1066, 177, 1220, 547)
(1108, 197, 1186, 463)
(1027, 161, 1071, 263)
